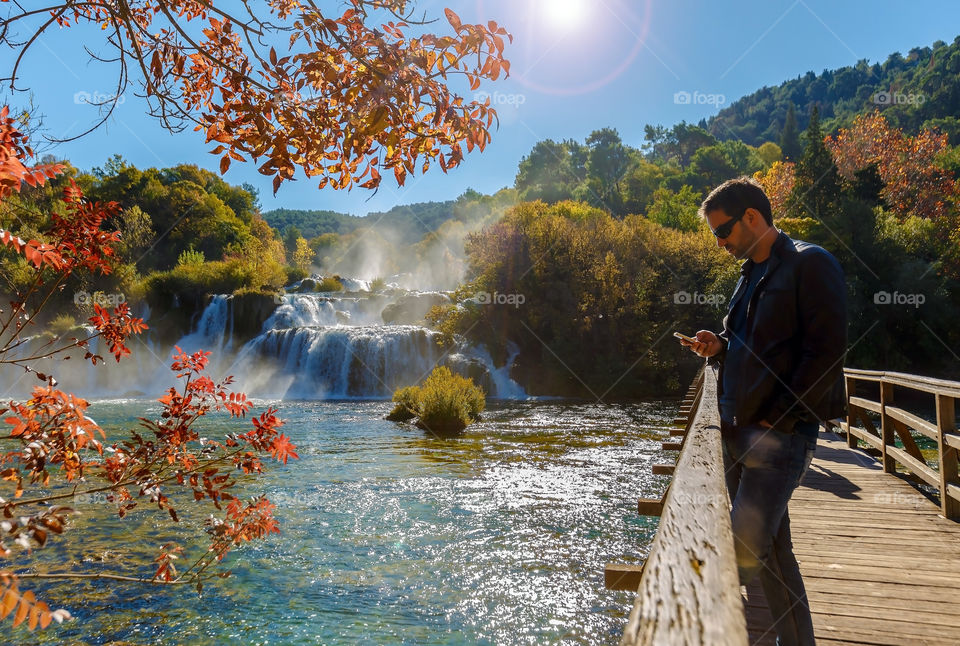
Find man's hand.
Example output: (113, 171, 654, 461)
(679, 330, 723, 358)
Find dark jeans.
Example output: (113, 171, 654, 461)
(722, 421, 818, 646)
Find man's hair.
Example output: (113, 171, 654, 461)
(699, 176, 773, 226)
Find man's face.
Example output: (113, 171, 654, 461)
(705, 208, 756, 260)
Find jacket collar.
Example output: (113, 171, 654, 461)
(739, 229, 792, 277)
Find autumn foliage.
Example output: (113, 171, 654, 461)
(0, 109, 296, 630)
(825, 112, 958, 220)
(1, 1, 511, 192)
(755, 111, 960, 222)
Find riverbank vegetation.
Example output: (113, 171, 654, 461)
(387, 366, 486, 434)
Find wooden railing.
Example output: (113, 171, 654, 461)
(838, 368, 960, 520)
(618, 366, 747, 645)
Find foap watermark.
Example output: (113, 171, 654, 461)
(72, 491, 111, 507)
(872, 91, 925, 106)
(673, 90, 726, 107)
(873, 491, 927, 507)
(874, 290, 924, 308)
(475, 291, 525, 308)
(73, 90, 126, 106)
(74, 290, 127, 307)
(674, 290, 726, 306)
(268, 491, 318, 508)
(474, 90, 526, 107)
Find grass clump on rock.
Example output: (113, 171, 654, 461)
(386, 366, 485, 434)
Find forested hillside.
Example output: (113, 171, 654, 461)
(707, 36, 960, 146)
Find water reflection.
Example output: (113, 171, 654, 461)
(17, 399, 674, 645)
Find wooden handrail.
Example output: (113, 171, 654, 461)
(843, 368, 960, 520)
(620, 366, 748, 645)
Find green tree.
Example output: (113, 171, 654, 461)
(646, 186, 701, 231)
(514, 139, 585, 203)
(583, 128, 632, 213)
(781, 104, 802, 161)
(283, 225, 303, 261)
(786, 106, 844, 223)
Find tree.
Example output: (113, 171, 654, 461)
(0, 110, 297, 630)
(0, 1, 512, 192)
(780, 104, 802, 161)
(645, 186, 701, 232)
(583, 128, 631, 213)
(826, 112, 958, 220)
(292, 236, 314, 273)
(283, 224, 303, 260)
(786, 105, 843, 222)
(514, 139, 581, 203)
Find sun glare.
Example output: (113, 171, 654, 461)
(543, 0, 586, 31)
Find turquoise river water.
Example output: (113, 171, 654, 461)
(13, 399, 677, 645)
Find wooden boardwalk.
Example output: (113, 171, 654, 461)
(744, 429, 960, 646)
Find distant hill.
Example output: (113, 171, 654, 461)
(707, 36, 960, 145)
(261, 208, 361, 238)
(263, 191, 491, 243)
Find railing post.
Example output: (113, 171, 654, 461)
(936, 394, 959, 520)
(880, 379, 895, 474)
(845, 374, 857, 449)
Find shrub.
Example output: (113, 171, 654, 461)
(177, 247, 205, 266)
(369, 276, 387, 292)
(284, 265, 308, 284)
(386, 366, 485, 434)
(386, 385, 420, 421)
(48, 313, 79, 336)
(316, 275, 343, 292)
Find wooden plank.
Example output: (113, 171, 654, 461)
(885, 446, 939, 487)
(661, 442, 683, 451)
(637, 498, 663, 516)
(848, 426, 882, 450)
(936, 393, 960, 520)
(804, 592, 960, 627)
(891, 418, 926, 463)
(944, 432, 960, 452)
(880, 371, 960, 398)
(791, 561, 959, 588)
(885, 405, 938, 440)
(620, 366, 747, 646)
(802, 577, 960, 602)
(809, 611, 957, 641)
(879, 380, 895, 473)
(850, 395, 881, 414)
(668, 428, 686, 436)
(605, 563, 645, 591)
(651, 464, 674, 476)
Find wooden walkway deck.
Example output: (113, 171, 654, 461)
(744, 429, 960, 646)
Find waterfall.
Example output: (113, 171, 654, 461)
(26, 283, 528, 400)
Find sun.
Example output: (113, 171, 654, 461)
(542, 0, 587, 31)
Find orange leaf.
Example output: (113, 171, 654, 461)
(13, 596, 29, 627)
(0, 587, 17, 619)
(444, 8, 462, 31)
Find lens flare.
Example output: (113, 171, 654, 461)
(542, 0, 586, 31)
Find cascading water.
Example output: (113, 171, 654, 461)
(170, 285, 526, 400)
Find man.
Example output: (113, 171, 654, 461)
(681, 177, 847, 646)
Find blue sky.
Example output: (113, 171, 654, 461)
(4, 0, 960, 216)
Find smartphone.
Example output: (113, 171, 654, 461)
(673, 331, 697, 344)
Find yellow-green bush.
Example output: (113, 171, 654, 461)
(317, 276, 343, 292)
(385, 367, 485, 434)
(386, 385, 420, 422)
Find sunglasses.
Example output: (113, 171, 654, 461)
(710, 210, 746, 239)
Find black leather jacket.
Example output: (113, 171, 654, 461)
(709, 230, 847, 430)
